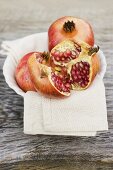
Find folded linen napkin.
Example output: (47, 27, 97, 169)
(1, 32, 108, 136)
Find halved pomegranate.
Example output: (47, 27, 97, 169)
(68, 46, 100, 90)
(27, 53, 71, 97)
(15, 52, 49, 92)
(48, 16, 94, 51)
(50, 40, 81, 66)
(50, 40, 100, 92)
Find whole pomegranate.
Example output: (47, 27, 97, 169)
(48, 16, 94, 51)
(15, 52, 36, 92)
(15, 52, 49, 92)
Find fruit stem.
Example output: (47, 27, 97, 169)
(63, 21, 75, 33)
(88, 46, 99, 56)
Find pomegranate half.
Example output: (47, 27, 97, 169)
(50, 39, 100, 91)
(68, 46, 100, 90)
(27, 53, 71, 97)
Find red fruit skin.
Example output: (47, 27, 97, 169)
(15, 52, 36, 92)
(48, 16, 94, 51)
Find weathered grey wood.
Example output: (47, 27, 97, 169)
(0, 0, 113, 169)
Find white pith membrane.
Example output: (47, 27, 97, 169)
(67, 56, 92, 90)
(50, 40, 81, 66)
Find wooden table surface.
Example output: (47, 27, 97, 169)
(0, 0, 113, 169)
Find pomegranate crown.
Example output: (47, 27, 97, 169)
(63, 20, 75, 33)
(41, 51, 50, 61)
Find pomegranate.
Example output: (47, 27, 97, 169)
(48, 16, 94, 51)
(27, 53, 71, 97)
(50, 40, 81, 66)
(15, 52, 49, 92)
(50, 40, 100, 94)
(68, 46, 100, 90)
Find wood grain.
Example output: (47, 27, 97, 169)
(0, 0, 113, 169)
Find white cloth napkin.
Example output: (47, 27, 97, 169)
(1, 32, 108, 136)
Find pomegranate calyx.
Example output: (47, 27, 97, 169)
(63, 20, 75, 33)
(41, 51, 50, 61)
(88, 46, 99, 56)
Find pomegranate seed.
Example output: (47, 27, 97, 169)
(84, 62, 90, 67)
(66, 49, 71, 56)
(71, 55, 76, 59)
(84, 77, 87, 81)
(72, 65, 76, 70)
(72, 50, 76, 56)
(75, 63, 79, 68)
(86, 70, 90, 74)
(55, 56, 60, 61)
(52, 75, 57, 81)
(87, 75, 89, 78)
(61, 57, 65, 61)
(79, 62, 83, 68)
(76, 71, 80, 75)
(86, 63, 90, 67)
(79, 67, 82, 71)
(72, 70, 76, 75)
(65, 83, 70, 88)
(64, 51, 69, 58)
(51, 49, 56, 56)
(52, 77, 55, 81)
(84, 81, 88, 86)
(54, 50, 60, 57)
(62, 87, 67, 92)
(73, 75, 78, 80)
(59, 52, 64, 57)
(59, 74, 63, 79)
(81, 72, 84, 76)
(83, 70, 86, 74)
(81, 83, 85, 87)
(78, 75, 81, 79)
(68, 80, 72, 84)
(67, 58, 71, 61)
(84, 66, 89, 70)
